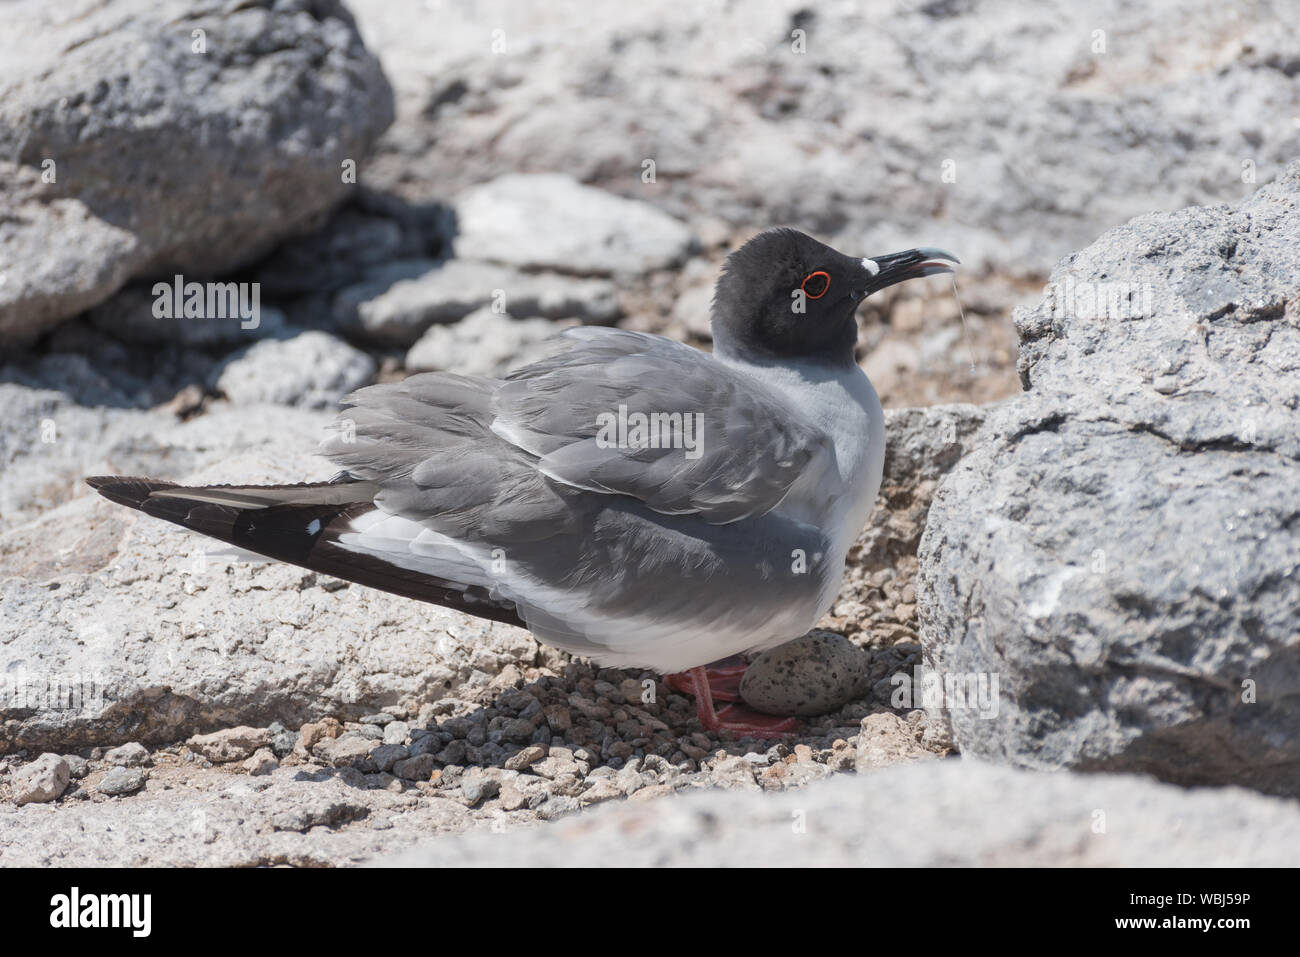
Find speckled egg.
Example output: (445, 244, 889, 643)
(739, 630, 871, 716)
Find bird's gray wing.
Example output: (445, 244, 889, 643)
(489, 327, 836, 524)
(320, 372, 586, 544)
(321, 328, 834, 535)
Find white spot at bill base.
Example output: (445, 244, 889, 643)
(861, 257, 879, 276)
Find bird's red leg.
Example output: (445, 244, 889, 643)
(684, 666, 720, 730)
(664, 656, 747, 701)
(667, 664, 801, 738)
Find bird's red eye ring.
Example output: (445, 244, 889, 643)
(801, 271, 830, 299)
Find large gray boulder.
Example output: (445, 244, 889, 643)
(0, 379, 177, 532)
(917, 163, 1300, 795)
(0, 0, 394, 344)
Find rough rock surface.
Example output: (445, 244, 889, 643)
(0, 0, 394, 343)
(332, 258, 620, 345)
(11, 754, 70, 806)
(404, 307, 562, 377)
(86, 285, 291, 348)
(9, 750, 1296, 866)
(0, 686, 952, 864)
(452, 174, 695, 276)
(342, 0, 1300, 409)
(384, 760, 1300, 867)
(353, 0, 1299, 276)
(918, 162, 1300, 796)
(854, 712, 943, 771)
(212, 331, 377, 409)
(0, 390, 325, 533)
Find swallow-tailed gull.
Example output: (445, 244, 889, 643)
(88, 228, 958, 735)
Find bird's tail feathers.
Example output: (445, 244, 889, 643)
(84, 475, 525, 627)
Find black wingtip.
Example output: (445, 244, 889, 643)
(85, 475, 180, 510)
(84, 475, 527, 629)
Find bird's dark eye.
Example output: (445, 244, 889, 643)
(801, 271, 830, 299)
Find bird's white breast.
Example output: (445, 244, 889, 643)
(720, 355, 886, 606)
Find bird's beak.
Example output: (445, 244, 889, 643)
(857, 247, 960, 297)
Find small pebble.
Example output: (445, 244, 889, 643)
(393, 754, 436, 781)
(460, 778, 501, 807)
(244, 749, 279, 776)
(98, 766, 146, 796)
(104, 742, 150, 767)
(504, 745, 547, 772)
(382, 721, 410, 746)
(13, 754, 71, 805)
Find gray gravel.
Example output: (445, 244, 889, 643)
(0, 685, 945, 864)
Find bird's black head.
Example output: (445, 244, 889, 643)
(709, 228, 959, 367)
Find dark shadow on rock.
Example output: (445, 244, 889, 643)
(0, 190, 455, 410)
(245, 189, 457, 300)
